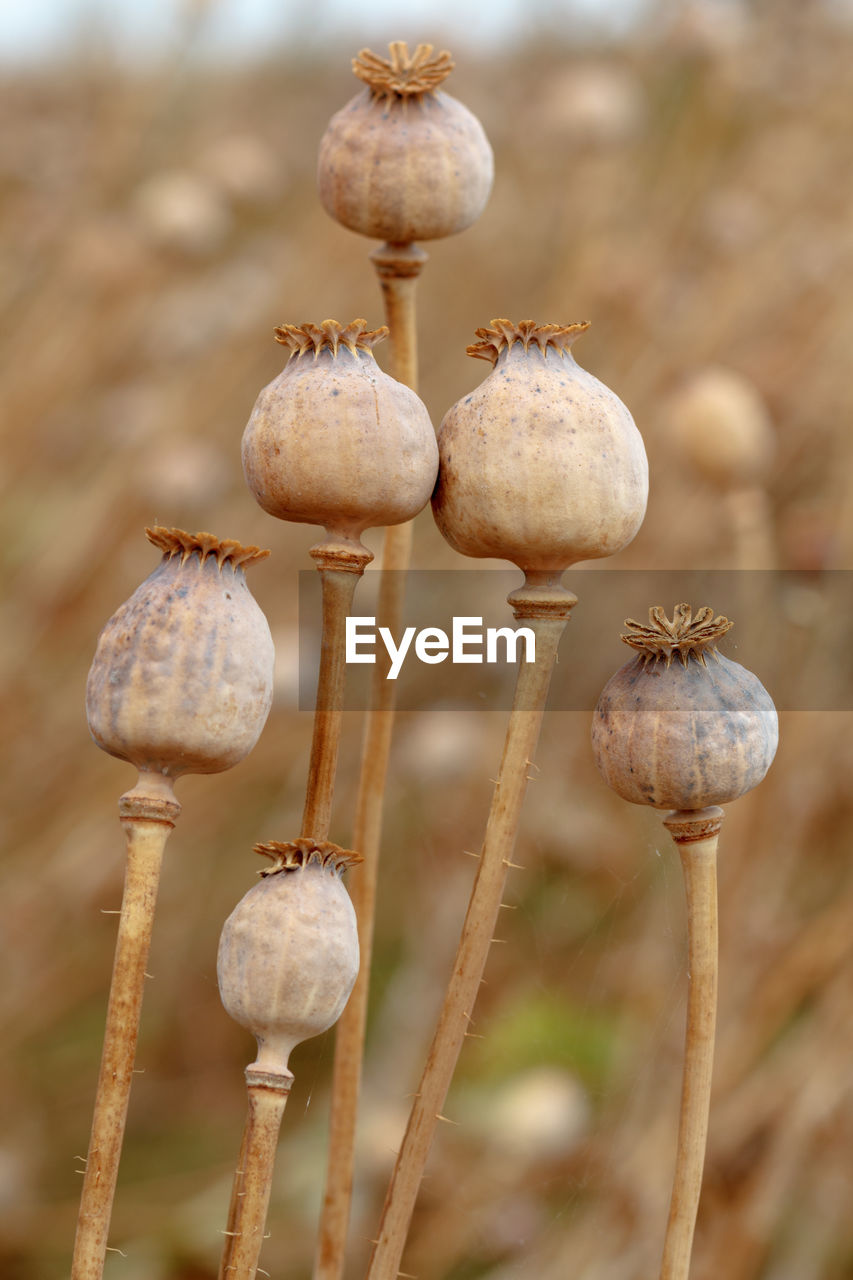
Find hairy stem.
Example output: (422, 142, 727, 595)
(71, 773, 181, 1280)
(313, 242, 427, 1280)
(660, 807, 723, 1280)
(364, 579, 576, 1280)
(218, 1069, 293, 1280)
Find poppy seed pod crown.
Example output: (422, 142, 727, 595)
(317, 42, 494, 244)
(218, 839, 362, 1075)
(591, 605, 778, 811)
(242, 319, 438, 548)
(86, 527, 275, 778)
(432, 320, 649, 574)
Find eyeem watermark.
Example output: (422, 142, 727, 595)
(346, 615, 536, 679)
(300, 569, 853, 710)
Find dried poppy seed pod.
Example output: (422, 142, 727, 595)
(432, 320, 649, 574)
(318, 42, 493, 244)
(591, 604, 778, 810)
(218, 840, 362, 1075)
(87, 527, 274, 777)
(668, 366, 775, 490)
(242, 319, 438, 551)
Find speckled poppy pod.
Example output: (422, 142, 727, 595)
(241, 319, 438, 553)
(86, 527, 275, 777)
(218, 839, 363, 1075)
(317, 42, 494, 244)
(432, 320, 649, 573)
(591, 604, 778, 810)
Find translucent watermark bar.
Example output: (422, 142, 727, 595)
(298, 569, 852, 711)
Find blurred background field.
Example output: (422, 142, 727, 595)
(2, 1, 853, 1277)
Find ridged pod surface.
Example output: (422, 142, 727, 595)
(218, 840, 362, 1074)
(86, 527, 274, 777)
(317, 42, 493, 243)
(591, 605, 778, 810)
(242, 319, 438, 543)
(432, 320, 649, 572)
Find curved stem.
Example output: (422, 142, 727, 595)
(301, 539, 372, 842)
(364, 582, 577, 1280)
(659, 807, 723, 1280)
(313, 243, 426, 1280)
(218, 1068, 293, 1280)
(71, 773, 181, 1280)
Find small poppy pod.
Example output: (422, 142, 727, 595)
(591, 604, 778, 811)
(242, 319, 438, 544)
(87, 527, 274, 777)
(217, 840, 362, 1075)
(432, 320, 649, 573)
(317, 42, 493, 243)
(668, 366, 775, 490)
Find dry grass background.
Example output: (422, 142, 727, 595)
(2, 4, 853, 1278)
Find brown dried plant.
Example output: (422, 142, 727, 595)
(5, 12, 853, 1279)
